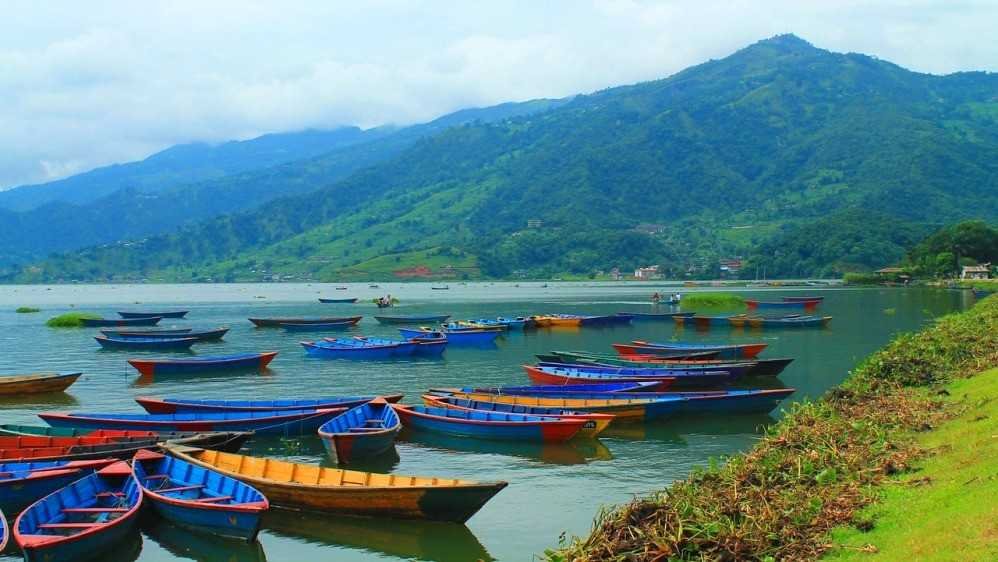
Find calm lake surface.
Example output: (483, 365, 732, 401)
(0, 282, 973, 561)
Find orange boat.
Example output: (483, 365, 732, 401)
(0, 372, 81, 395)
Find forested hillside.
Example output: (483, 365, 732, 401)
(8, 35, 998, 282)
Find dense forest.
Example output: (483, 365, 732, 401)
(4, 34, 998, 283)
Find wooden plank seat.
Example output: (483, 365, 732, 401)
(348, 427, 385, 432)
(96, 491, 124, 498)
(155, 484, 203, 494)
(61, 508, 129, 513)
(191, 495, 231, 503)
(143, 474, 169, 480)
(38, 523, 104, 529)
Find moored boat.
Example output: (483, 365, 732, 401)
(672, 314, 735, 328)
(80, 316, 163, 327)
(617, 340, 768, 359)
(0, 431, 251, 463)
(0, 507, 6, 551)
(392, 404, 587, 442)
(101, 327, 229, 341)
(421, 395, 613, 438)
(524, 364, 729, 388)
(133, 449, 269, 541)
(398, 327, 499, 345)
(39, 409, 343, 436)
(318, 298, 359, 303)
(318, 398, 401, 464)
(280, 320, 357, 332)
(783, 296, 825, 302)
(249, 316, 361, 328)
(95, 335, 198, 351)
(119, 310, 189, 319)
(134, 394, 404, 414)
(127, 352, 278, 377)
(373, 314, 451, 325)
(729, 315, 832, 328)
(745, 299, 820, 310)
(543, 351, 794, 377)
(164, 444, 507, 523)
(0, 372, 82, 395)
(302, 338, 416, 359)
(15, 461, 143, 562)
(428, 381, 662, 395)
(0, 458, 117, 514)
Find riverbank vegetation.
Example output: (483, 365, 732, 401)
(549, 296, 997, 561)
(45, 312, 100, 327)
(15, 306, 40, 313)
(678, 293, 745, 308)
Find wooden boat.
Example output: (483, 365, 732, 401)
(0, 425, 251, 449)
(373, 314, 450, 325)
(249, 316, 361, 328)
(318, 298, 359, 303)
(430, 286, 449, 290)
(302, 339, 415, 359)
(783, 296, 824, 302)
(39, 408, 343, 436)
(399, 327, 499, 345)
(524, 365, 728, 389)
(133, 449, 268, 541)
(280, 320, 357, 332)
(95, 335, 198, 350)
(134, 394, 404, 414)
(745, 299, 820, 310)
(544, 315, 582, 328)
(544, 352, 794, 377)
(672, 314, 738, 328)
(528, 315, 552, 327)
(164, 444, 507, 523)
(538, 349, 719, 363)
(729, 315, 832, 328)
(578, 314, 630, 326)
(0, 458, 117, 514)
(446, 388, 794, 419)
(80, 316, 163, 327)
(392, 404, 586, 442)
(318, 398, 401, 464)
(101, 327, 229, 341)
(427, 381, 662, 396)
(399, 332, 448, 356)
(618, 311, 695, 321)
(421, 395, 613, 438)
(15, 461, 143, 562)
(0, 507, 6, 552)
(617, 340, 768, 359)
(0, 372, 82, 395)
(496, 316, 531, 330)
(128, 352, 278, 377)
(0, 432, 251, 463)
(119, 310, 188, 319)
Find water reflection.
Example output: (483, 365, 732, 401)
(0, 392, 80, 409)
(399, 429, 611, 465)
(262, 510, 493, 562)
(144, 517, 267, 562)
(131, 368, 276, 388)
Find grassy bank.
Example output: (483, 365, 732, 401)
(549, 296, 998, 561)
(679, 292, 745, 308)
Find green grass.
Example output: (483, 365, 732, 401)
(15, 306, 40, 313)
(679, 292, 745, 308)
(825, 368, 998, 561)
(45, 312, 101, 327)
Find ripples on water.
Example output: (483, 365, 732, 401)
(0, 283, 970, 561)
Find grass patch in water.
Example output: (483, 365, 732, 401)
(45, 312, 101, 327)
(679, 292, 744, 308)
(548, 295, 998, 561)
(15, 307, 40, 313)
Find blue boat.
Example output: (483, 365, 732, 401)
(80, 316, 163, 328)
(15, 461, 143, 562)
(421, 395, 614, 438)
(496, 317, 529, 330)
(135, 394, 404, 414)
(318, 398, 401, 464)
(619, 311, 695, 321)
(526, 364, 733, 388)
(39, 408, 343, 436)
(374, 315, 450, 325)
(119, 310, 188, 319)
(95, 335, 198, 351)
(318, 297, 358, 303)
(537, 361, 756, 379)
(398, 327, 499, 345)
(398, 331, 448, 356)
(302, 338, 416, 359)
(427, 381, 662, 395)
(280, 320, 356, 332)
(392, 405, 587, 442)
(0, 506, 6, 552)
(128, 352, 278, 377)
(101, 327, 229, 341)
(132, 449, 268, 541)
(620, 340, 768, 359)
(0, 458, 117, 514)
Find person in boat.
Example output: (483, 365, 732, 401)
(651, 292, 661, 304)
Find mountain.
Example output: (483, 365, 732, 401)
(0, 98, 567, 267)
(9, 34, 998, 282)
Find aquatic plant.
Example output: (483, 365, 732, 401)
(45, 312, 101, 327)
(15, 306, 40, 313)
(678, 292, 744, 308)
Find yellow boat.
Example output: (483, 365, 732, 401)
(0, 372, 81, 395)
(440, 391, 672, 421)
(530, 315, 581, 328)
(163, 444, 507, 523)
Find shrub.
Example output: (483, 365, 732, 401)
(680, 292, 745, 308)
(15, 307, 40, 313)
(45, 312, 101, 327)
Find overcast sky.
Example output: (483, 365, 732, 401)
(2, 0, 996, 189)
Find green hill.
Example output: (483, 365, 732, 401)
(9, 34, 998, 282)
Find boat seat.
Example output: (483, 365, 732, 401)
(61, 508, 129, 513)
(348, 427, 384, 432)
(144, 474, 169, 480)
(192, 495, 232, 503)
(155, 484, 203, 494)
(38, 523, 103, 529)
(95, 492, 124, 498)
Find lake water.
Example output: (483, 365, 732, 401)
(0, 282, 972, 561)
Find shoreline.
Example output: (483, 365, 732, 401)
(549, 295, 997, 560)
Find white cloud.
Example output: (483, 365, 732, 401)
(0, 0, 996, 188)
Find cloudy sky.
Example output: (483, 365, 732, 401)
(2, 0, 996, 189)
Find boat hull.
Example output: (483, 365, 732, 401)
(127, 352, 277, 376)
(39, 409, 341, 436)
(80, 316, 163, 327)
(317, 400, 401, 464)
(135, 394, 404, 414)
(249, 316, 361, 327)
(95, 336, 197, 350)
(0, 372, 82, 395)
(119, 311, 188, 318)
(393, 405, 584, 442)
(374, 315, 451, 325)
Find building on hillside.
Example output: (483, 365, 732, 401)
(634, 265, 660, 280)
(719, 258, 743, 276)
(961, 263, 992, 280)
(526, 218, 543, 229)
(875, 267, 905, 277)
(634, 223, 666, 235)
(609, 267, 621, 280)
